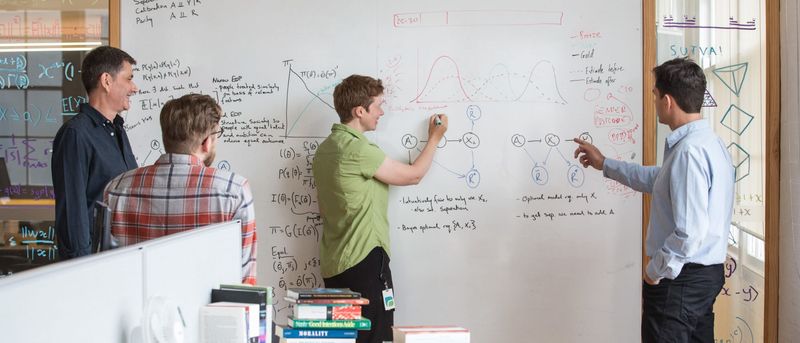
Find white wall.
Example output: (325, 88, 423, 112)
(779, 0, 800, 340)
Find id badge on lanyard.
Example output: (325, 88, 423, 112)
(379, 252, 395, 311)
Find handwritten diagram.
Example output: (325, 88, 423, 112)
(283, 61, 338, 139)
(702, 89, 718, 107)
(140, 139, 165, 165)
(720, 104, 754, 136)
(662, 16, 756, 31)
(713, 63, 749, 97)
(401, 105, 483, 188)
(727, 142, 750, 183)
(511, 131, 590, 188)
(411, 56, 567, 104)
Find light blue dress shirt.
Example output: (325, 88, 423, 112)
(603, 119, 734, 281)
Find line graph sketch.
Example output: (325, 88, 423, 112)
(283, 62, 338, 139)
(411, 55, 568, 104)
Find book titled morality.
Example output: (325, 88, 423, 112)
(276, 325, 357, 339)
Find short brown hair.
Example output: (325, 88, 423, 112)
(653, 57, 706, 113)
(333, 75, 384, 123)
(81, 46, 136, 93)
(160, 93, 222, 154)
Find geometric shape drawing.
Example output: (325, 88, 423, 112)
(727, 142, 750, 182)
(720, 104, 754, 136)
(702, 89, 717, 107)
(713, 62, 749, 96)
(412, 55, 567, 104)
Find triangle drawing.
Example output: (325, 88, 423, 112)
(702, 89, 717, 107)
(713, 63, 748, 96)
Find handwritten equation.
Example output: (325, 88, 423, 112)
(133, 0, 204, 28)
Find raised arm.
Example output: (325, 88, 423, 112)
(374, 114, 448, 186)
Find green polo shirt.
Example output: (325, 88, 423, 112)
(312, 123, 390, 278)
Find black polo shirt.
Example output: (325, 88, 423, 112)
(52, 103, 137, 259)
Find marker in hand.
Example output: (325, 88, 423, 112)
(434, 114, 443, 126)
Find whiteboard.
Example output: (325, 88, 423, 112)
(121, 1, 643, 341)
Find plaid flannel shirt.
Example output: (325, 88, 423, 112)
(104, 153, 257, 285)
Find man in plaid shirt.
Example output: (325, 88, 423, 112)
(103, 93, 257, 284)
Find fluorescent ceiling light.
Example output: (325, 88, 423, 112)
(0, 47, 96, 52)
(0, 41, 103, 52)
(0, 42, 102, 47)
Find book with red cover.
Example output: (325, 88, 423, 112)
(293, 304, 362, 320)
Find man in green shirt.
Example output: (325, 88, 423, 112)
(312, 75, 447, 343)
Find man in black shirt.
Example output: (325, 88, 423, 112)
(52, 46, 139, 259)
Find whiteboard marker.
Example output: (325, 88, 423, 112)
(434, 114, 443, 126)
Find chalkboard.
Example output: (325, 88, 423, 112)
(121, 1, 643, 341)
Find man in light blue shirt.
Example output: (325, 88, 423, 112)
(574, 57, 734, 342)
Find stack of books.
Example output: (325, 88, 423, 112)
(277, 288, 371, 343)
(203, 284, 274, 343)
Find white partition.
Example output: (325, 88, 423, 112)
(0, 221, 242, 343)
(0, 246, 144, 343)
(142, 221, 242, 343)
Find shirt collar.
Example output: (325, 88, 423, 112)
(665, 119, 709, 149)
(331, 123, 367, 141)
(154, 153, 204, 166)
(81, 103, 125, 127)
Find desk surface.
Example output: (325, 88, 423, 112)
(0, 199, 54, 221)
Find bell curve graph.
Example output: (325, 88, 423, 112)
(410, 55, 568, 104)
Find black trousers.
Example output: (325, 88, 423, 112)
(324, 247, 394, 343)
(642, 263, 725, 343)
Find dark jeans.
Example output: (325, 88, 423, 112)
(642, 263, 725, 343)
(324, 247, 394, 343)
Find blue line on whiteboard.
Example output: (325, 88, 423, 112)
(22, 240, 54, 244)
(288, 85, 334, 136)
(522, 147, 538, 165)
(283, 62, 337, 139)
(554, 146, 571, 166)
(431, 159, 465, 178)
